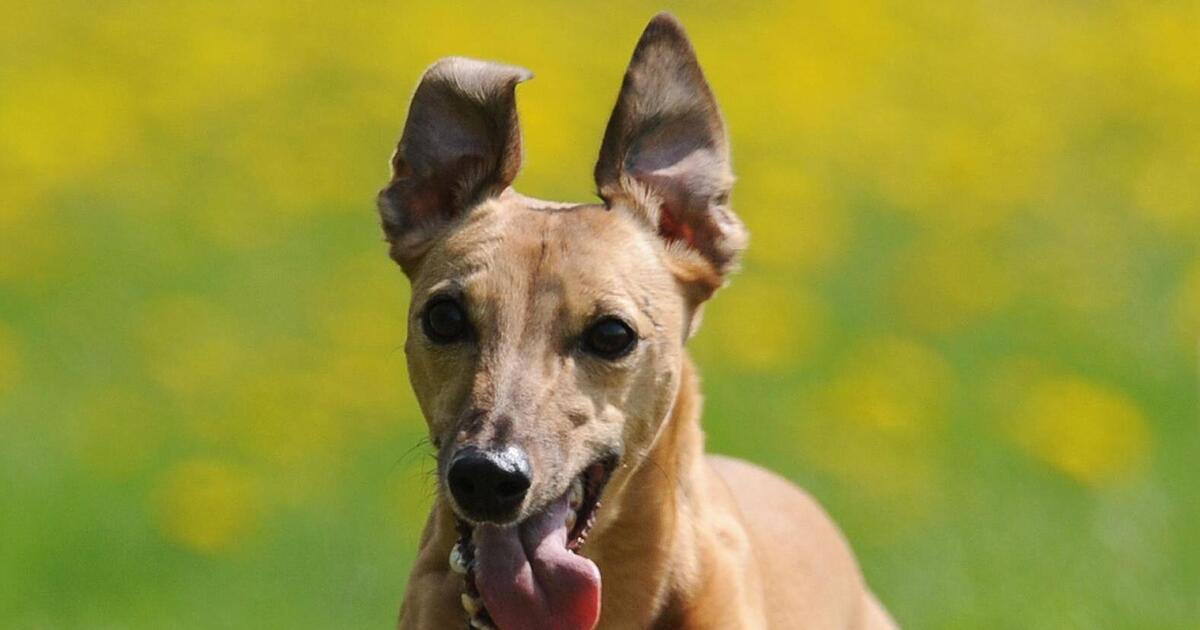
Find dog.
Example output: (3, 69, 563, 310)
(377, 13, 897, 630)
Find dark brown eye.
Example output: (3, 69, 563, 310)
(582, 317, 637, 359)
(422, 298, 468, 343)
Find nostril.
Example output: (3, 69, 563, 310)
(495, 477, 529, 499)
(449, 475, 476, 497)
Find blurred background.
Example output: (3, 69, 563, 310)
(1, 1, 1197, 628)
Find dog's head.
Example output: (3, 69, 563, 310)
(378, 14, 745, 534)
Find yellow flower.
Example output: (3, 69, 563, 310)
(793, 337, 954, 529)
(151, 459, 262, 553)
(695, 278, 829, 371)
(824, 336, 955, 437)
(0, 69, 136, 187)
(1011, 376, 1151, 486)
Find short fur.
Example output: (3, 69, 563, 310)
(379, 13, 897, 629)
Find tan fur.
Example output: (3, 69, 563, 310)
(382, 13, 896, 630)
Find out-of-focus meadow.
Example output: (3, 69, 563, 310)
(1, 1, 1197, 627)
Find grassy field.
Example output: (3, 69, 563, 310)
(1, 1, 1197, 627)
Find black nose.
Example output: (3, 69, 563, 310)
(446, 446, 532, 521)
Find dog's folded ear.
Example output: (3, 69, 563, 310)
(595, 13, 747, 302)
(378, 57, 532, 270)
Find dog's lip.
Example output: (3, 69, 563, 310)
(451, 505, 520, 528)
(444, 498, 519, 528)
(566, 454, 618, 550)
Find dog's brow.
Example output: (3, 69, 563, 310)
(421, 279, 464, 302)
(587, 296, 641, 327)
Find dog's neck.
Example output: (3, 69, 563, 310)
(584, 351, 718, 625)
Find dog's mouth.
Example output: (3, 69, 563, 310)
(451, 456, 616, 630)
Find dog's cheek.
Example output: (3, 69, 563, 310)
(405, 358, 441, 429)
(622, 344, 683, 449)
(405, 344, 469, 441)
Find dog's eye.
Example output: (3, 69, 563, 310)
(582, 317, 637, 359)
(422, 298, 469, 343)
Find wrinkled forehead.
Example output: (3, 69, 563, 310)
(414, 199, 672, 316)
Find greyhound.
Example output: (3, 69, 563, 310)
(377, 12, 897, 630)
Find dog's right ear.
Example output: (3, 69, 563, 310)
(377, 57, 532, 271)
(595, 13, 746, 304)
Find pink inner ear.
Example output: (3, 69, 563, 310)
(640, 166, 710, 254)
(658, 204, 697, 249)
(645, 178, 733, 273)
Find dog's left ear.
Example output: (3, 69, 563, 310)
(378, 57, 532, 272)
(595, 13, 747, 302)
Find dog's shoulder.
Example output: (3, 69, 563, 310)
(707, 454, 873, 628)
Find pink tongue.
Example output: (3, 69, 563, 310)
(474, 494, 601, 630)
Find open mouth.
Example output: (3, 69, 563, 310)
(450, 457, 616, 630)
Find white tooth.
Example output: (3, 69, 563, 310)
(461, 593, 480, 616)
(564, 509, 577, 532)
(469, 617, 495, 629)
(569, 478, 584, 510)
(449, 544, 468, 574)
